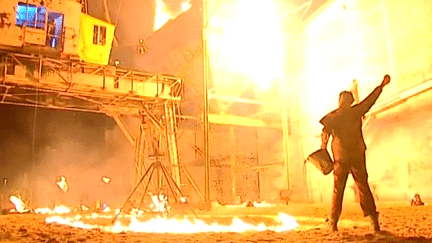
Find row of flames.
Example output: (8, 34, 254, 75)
(6, 175, 297, 233)
(8, 195, 298, 234)
(45, 213, 298, 234)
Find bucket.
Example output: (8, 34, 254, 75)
(306, 149, 334, 175)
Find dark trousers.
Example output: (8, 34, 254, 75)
(330, 154, 377, 222)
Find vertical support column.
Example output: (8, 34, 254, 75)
(202, 0, 211, 206)
(281, 79, 290, 192)
(229, 126, 237, 202)
(255, 127, 261, 201)
(164, 101, 181, 187)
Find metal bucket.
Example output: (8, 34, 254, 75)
(306, 149, 334, 175)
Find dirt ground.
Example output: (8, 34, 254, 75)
(0, 200, 431, 243)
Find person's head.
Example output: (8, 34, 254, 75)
(338, 91, 354, 109)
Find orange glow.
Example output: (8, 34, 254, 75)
(46, 213, 298, 233)
(206, 0, 284, 93)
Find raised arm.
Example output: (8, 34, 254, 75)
(355, 75, 391, 115)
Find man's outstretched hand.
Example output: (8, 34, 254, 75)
(381, 74, 391, 87)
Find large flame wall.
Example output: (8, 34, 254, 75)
(205, 0, 284, 94)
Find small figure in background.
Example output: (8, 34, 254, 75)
(411, 194, 425, 206)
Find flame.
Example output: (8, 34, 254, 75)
(81, 204, 90, 212)
(46, 213, 297, 233)
(57, 176, 69, 193)
(34, 207, 52, 214)
(154, 0, 173, 31)
(154, 0, 192, 31)
(149, 193, 170, 213)
(130, 208, 144, 218)
(102, 176, 111, 184)
(226, 201, 276, 208)
(35, 205, 72, 214)
(101, 203, 111, 213)
(46, 216, 99, 230)
(54, 205, 72, 214)
(181, 1, 191, 12)
(9, 196, 28, 213)
(206, 0, 284, 93)
(252, 201, 276, 208)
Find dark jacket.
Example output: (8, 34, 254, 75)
(320, 86, 383, 162)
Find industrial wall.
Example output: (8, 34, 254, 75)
(289, 0, 432, 203)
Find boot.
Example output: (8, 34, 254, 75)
(325, 217, 338, 232)
(368, 213, 380, 232)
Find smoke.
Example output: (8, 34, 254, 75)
(0, 107, 135, 209)
(87, 0, 155, 46)
(31, 140, 107, 207)
(365, 91, 432, 201)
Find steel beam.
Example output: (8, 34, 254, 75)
(112, 115, 136, 147)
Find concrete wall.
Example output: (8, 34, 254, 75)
(290, 0, 432, 202)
